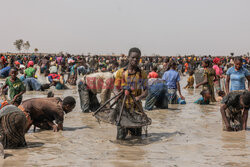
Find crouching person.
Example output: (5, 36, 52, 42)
(78, 72, 114, 113)
(145, 78, 168, 110)
(0, 105, 27, 149)
(220, 91, 250, 131)
(48, 73, 65, 90)
(18, 96, 76, 132)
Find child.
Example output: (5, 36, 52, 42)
(1, 68, 25, 106)
(184, 70, 194, 89)
(216, 90, 225, 102)
(194, 90, 211, 105)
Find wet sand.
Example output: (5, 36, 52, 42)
(1, 76, 250, 167)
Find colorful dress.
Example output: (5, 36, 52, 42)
(203, 68, 216, 102)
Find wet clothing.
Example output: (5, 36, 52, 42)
(226, 67, 249, 91)
(162, 69, 180, 89)
(5, 77, 25, 105)
(67, 65, 77, 85)
(0, 66, 11, 78)
(162, 69, 180, 104)
(23, 78, 42, 91)
(221, 91, 249, 131)
(19, 98, 64, 131)
(0, 105, 27, 149)
(78, 72, 113, 112)
(186, 76, 194, 88)
(203, 68, 216, 102)
(114, 68, 148, 140)
(213, 64, 223, 91)
(145, 79, 168, 110)
(194, 97, 210, 105)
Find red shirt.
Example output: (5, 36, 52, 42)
(148, 71, 158, 78)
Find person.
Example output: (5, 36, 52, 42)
(213, 57, 223, 92)
(225, 57, 250, 94)
(196, 59, 216, 102)
(49, 61, 58, 74)
(148, 66, 158, 79)
(216, 90, 226, 102)
(67, 59, 77, 85)
(0, 105, 27, 149)
(220, 91, 250, 131)
(184, 70, 194, 89)
(48, 72, 65, 90)
(0, 66, 11, 78)
(23, 61, 48, 91)
(18, 96, 76, 132)
(1, 68, 25, 106)
(162, 61, 185, 104)
(144, 78, 168, 110)
(194, 90, 211, 105)
(78, 72, 114, 113)
(114, 47, 148, 140)
(39, 56, 50, 74)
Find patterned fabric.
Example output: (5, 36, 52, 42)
(167, 88, 178, 104)
(203, 68, 216, 102)
(0, 105, 27, 149)
(115, 68, 147, 109)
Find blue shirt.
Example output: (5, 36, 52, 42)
(162, 69, 180, 89)
(0, 66, 11, 77)
(226, 67, 250, 91)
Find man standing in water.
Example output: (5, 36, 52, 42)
(220, 91, 250, 131)
(114, 47, 148, 140)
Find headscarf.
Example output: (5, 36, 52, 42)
(213, 57, 221, 64)
(14, 61, 20, 66)
(27, 61, 34, 68)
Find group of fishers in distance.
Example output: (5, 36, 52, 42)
(0, 48, 249, 158)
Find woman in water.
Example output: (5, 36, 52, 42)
(225, 57, 250, 94)
(196, 59, 216, 102)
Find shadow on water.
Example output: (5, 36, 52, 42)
(26, 142, 45, 148)
(63, 126, 92, 131)
(4, 153, 13, 159)
(167, 108, 181, 111)
(111, 131, 184, 146)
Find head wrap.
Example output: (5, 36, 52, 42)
(27, 61, 34, 67)
(213, 57, 221, 64)
(14, 61, 20, 66)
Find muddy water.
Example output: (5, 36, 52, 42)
(1, 76, 250, 167)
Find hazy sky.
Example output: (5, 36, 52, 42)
(1, 0, 250, 56)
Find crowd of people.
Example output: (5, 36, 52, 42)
(0, 49, 249, 157)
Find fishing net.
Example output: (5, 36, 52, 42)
(94, 99, 152, 128)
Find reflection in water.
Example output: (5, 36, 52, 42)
(1, 76, 250, 166)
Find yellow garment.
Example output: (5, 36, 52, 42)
(186, 76, 194, 88)
(115, 68, 147, 109)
